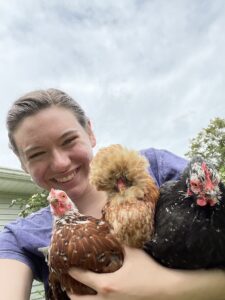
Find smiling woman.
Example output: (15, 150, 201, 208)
(13, 106, 96, 202)
(7, 89, 97, 210)
(0, 88, 225, 300)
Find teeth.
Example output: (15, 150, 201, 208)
(56, 172, 75, 183)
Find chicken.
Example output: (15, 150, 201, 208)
(90, 144, 159, 248)
(144, 156, 225, 269)
(47, 188, 124, 299)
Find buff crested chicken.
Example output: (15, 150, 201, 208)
(90, 144, 159, 248)
(47, 188, 124, 299)
(144, 156, 225, 269)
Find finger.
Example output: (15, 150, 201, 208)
(67, 291, 97, 299)
(69, 268, 103, 291)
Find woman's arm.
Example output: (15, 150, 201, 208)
(0, 259, 33, 300)
(68, 247, 225, 300)
(175, 267, 225, 300)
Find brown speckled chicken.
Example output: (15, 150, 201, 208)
(90, 144, 159, 248)
(47, 188, 124, 299)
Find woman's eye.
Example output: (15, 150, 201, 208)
(63, 137, 77, 145)
(29, 152, 45, 159)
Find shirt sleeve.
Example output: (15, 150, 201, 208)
(140, 148, 188, 186)
(157, 149, 188, 184)
(0, 207, 52, 282)
(0, 221, 37, 275)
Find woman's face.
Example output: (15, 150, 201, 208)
(13, 106, 96, 201)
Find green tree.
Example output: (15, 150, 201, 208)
(185, 117, 225, 183)
(10, 190, 49, 217)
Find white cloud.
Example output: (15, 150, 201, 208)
(0, 0, 225, 169)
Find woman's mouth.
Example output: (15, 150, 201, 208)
(53, 168, 80, 184)
(56, 173, 75, 183)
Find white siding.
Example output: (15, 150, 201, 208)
(0, 194, 20, 230)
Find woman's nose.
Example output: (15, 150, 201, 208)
(50, 149, 71, 172)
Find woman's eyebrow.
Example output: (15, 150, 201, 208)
(59, 130, 79, 140)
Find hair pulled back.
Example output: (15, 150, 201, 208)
(7, 88, 88, 154)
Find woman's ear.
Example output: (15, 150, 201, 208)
(87, 120, 96, 147)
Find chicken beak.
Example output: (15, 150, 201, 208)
(117, 178, 126, 192)
(47, 196, 58, 205)
(206, 191, 220, 206)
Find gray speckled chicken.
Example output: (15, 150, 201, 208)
(144, 156, 225, 269)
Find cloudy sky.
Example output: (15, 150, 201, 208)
(0, 0, 224, 170)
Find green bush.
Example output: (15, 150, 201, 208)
(10, 190, 49, 217)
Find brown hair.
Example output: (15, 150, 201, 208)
(7, 88, 88, 154)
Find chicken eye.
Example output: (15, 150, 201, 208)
(191, 181, 199, 187)
(59, 192, 66, 199)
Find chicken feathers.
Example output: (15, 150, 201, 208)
(47, 188, 124, 299)
(90, 144, 159, 248)
(144, 156, 225, 269)
(48, 144, 159, 298)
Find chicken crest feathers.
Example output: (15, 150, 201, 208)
(90, 144, 158, 202)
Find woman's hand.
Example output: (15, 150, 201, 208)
(67, 246, 225, 300)
(67, 246, 180, 300)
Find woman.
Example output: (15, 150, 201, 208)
(0, 88, 224, 300)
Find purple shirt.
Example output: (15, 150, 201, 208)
(0, 148, 187, 294)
